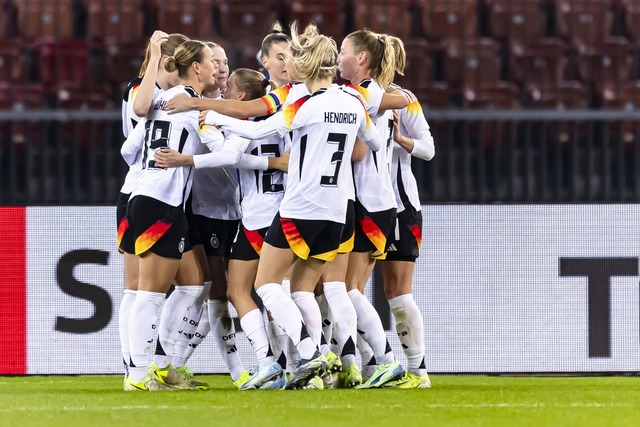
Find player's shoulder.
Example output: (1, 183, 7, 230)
(122, 77, 142, 102)
(390, 83, 418, 104)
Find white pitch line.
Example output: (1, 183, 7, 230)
(0, 402, 634, 413)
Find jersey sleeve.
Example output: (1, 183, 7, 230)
(343, 84, 382, 117)
(259, 84, 292, 115)
(356, 104, 381, 152)
(234, 153, 269, 171)
(120, 118, 146, 165)
(192, 125, 244, 169)
(204, 110, 290, 139)
(398, 91, 435, 161)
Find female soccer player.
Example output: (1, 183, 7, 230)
(379, 36, 435, 389)
(117, 30, 188, 383)
(201, 23, 383, 389)
(337, 30, 405, 388)
(120, 40, 243, 391)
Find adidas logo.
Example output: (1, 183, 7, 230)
(387, 243, 398, 251)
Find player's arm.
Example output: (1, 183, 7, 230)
(166, 85, 290, 117)
(357, 109, 382, 152)
(235, 150, 289, 172)
(120, 119, 146, 165)
(165, 95, 271, 118)
(380, 89, 410, 111)
(394, 95, 435, 161)
(201, 110, 288, 140)
(132, 31, 168, 117)
(352, 137, 368, 161)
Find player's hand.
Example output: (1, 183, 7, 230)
(268, 149, 290, 172)
(165, 94, 193, 114)
(149, 30, 169, 60)
(392, 110, 402, 142)
(154, 148, 192, 168)
(199, 110, 210, 127)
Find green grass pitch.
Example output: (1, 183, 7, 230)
(1, 375, 639, 427)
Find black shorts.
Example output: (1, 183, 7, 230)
(353, 202, 397, 259)
(127, 195, 192, 259)
(229, 223, 268, 261)
(382, 206, 423, 262)
(187, 214, 240, 257)
(116, 192, 131, 253)
(338, 200, 356, 254)
(265, 213, 344, 262)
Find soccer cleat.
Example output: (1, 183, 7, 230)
(337, 363, 362, 388)
(259, 371, 287, 390)
(356, 360, 404, 389)
(302, 375, 324, 390)
(322, 351, 342, 388)
(175, 366, 210, 390)
(239, 361, 283, 390)
(285, 351, 327, 390)
(123, 375, 178, 391)
(148, 363, 196, 390)
(232, 371, 252, 389)
(383, 372, 432, 389)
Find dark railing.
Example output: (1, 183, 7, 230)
(2, 109, 640, 205)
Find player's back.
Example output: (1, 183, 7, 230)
(281, 86, 367, 223)
(133, 85, 211, 208)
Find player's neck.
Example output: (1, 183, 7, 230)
(180, 78, 205, 95)
(351, 70, 372, 86)
(305, 76, 333, 94)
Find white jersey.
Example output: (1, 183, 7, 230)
(119, 78, 161, 195)
(121, 85, 234, 208)
(205, 86, 382, 223)
(191, 96, 241, 221)
(238, 119, 287, 230)
(390, 85, 435, 213)
(349, 79, 397, 213)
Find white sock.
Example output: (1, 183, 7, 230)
(389, 294, 427, 376)
(291, 291, 322, 347)
(323, 282, 357, 366)
(357, 334, 376, 378)
(181, 304, 211, 364)
(315, 294, 332, 356)
(128, 290, 165, 382)
(256, 283, 317, 360)
(208, 299, 244, 381)
(118, 289, 136, 373)
(348, 289, 394, 365)
(241, 309, 274, 367)
(280, 279, 298, 369)
(172, 282, 210, 367)
(267, 319, 289, 369)
(154, 285, 202, 368)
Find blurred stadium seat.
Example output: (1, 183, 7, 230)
(218, 0, 277, 42)
(394, 39, 433, 93)
(34, 38, 89, 88)
(556, 0, 614, 51)
(17, 0, 74, 40)
(153, 0, 215, 41)
(420, 0, 477, 44)
(577, 38, 632, 106)
(352, 0, 413, 38)
(0, 37, 24, 81)
(487, 0, 546, 55)
(87, 0, 144, 45)
(105, 40, 144, 87)
(286, 0, 346, 39)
